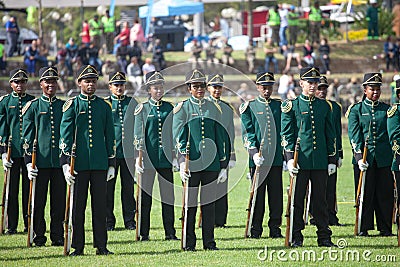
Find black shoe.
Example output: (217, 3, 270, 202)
(69, 249, 84, 256)
(165, 234, 179, 240)
(184, 246, 196, 251)
(141, 236, 149, 241)
(23, 227, 28, 233)
(107, 225, 115, 231)
(6, 229, 17, 235)
(35, 241, 46, 247)
(51, 240, 64, 246)
(125, 224, 136, 230)
(358, 231, 369, 237)
(379, 231, 395, 237)
(309, 218, 316, 225)
(318, 239, 337, 247)
(96, 247, 114, 255)
(270, 232, 284, 238)
(269, 228, 283, 238)
(250, 233, 261, 239)
(330, 222, 345, 227)
(204, 246, 219, 251)
(215, 224, 227, 228)
(291, 240, 303, 248)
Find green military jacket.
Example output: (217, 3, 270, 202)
(0, 92, 35, 157)
(387, 103, 400, 171)
(134, 98, 174, 169)
(347, 98, 392, 167)
(329, 100, 343, 160)
(208, 96, 236, 163)
(240, 96, 282, 168)
(22, 95, 64, 168)
(281, 94, 336, 169)
(172, 96, 226, 172)
(59, 93, 116, 171)
(104, 94, 137, 159)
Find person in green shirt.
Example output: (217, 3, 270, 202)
(134, 71, 177, 241)
(173, 69, 227, 251)
(59, 65, 115, 256)
(366, 0, 380, 40)
(281, 66, 336, 247)
(89, 15, 103, 48)
(288, 5, 299, 46)
(104, 72, 137, 231)
(308, 1, 322, 45)
(101, 10, 115, 54)
(347, 72, 394, 237)
(0, 69, 35, 235)
(268, 5, 281, 47)
(22, 67, 66, 246)
(240, 72, 283, 238)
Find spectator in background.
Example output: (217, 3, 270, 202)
(102, 10, 115, 54)
(282, 44, 302, 72)
(319, 37, 331, 75)
(278, 71, 290, 100)
(127, 56, 143, 93)
(245, 41, 256, 73)
(5, 16, 19, 57)
(77, 42, 89, 65)
(102, 59, 119, 83)
(130, 19, 146, 51)
(142, 57, 155, 82)
(264, 37, 278, 73)
(56, 57, 69, 94)
(327, 78, 341, 102)
(303, 39, 315, 66)
(308, 1, 322, 45)
(65, 38, 79, 76)
(79, 20, 91, 47)
(88, 42, 102, 73)
(116, 42, 129, 72)
(114, 21, 130, 54)
(384, 36, 397, 71)
(0, 42, 7, 74)
(152, 39, 166, 70)
(129, 41, 143, 65)
(205, 39, 219, 68)
(393, 2, 400, 38)
(288, 5, 299, 46)
(89, 15, 103, 48)
(267, 5, 280, 47)
(366, 0, 379, 40)
(24, 39, 39, 77)
(190, 38, 203, 69)
(279, 4, 289, 47)
(221, 39, 234, 66)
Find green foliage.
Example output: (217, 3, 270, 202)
(352, 6, 394, 36)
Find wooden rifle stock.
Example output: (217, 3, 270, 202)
(135, 150, 143, 241)
(64, 140, 76, 256)
(27, 139, 37, 247)
(181, 131, 190, 250)
(285, 137, 300, 247)
(1, 136, 12, 235)
(354, 140, 368, 236)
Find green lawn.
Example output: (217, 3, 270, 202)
(0, 136, 398, 266)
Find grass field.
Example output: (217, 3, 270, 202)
(0, 136, 398, 266)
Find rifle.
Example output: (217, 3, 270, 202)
(303, 180, 311, 225)
(27, 137, 37, 247)
(393, 174, 399, 246)
(0, 135, 12, 235)
(135, 149, 143, 241)
(354, 135, 369, 236)
(181, 129, 190, 250)
(285, 136, 301, 247)
(244, 131, 266, 238)
(64, 130, 77, 256)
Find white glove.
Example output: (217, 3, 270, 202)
(107, 166, 115, 181)
(179, 162, 190, 183)
(287, 159, 299, 175)
(2, 153, 13, 171)
(282, 161, 288, 172)
(172, 158, 179, 172)
(337, 158, 343, 168)
(26, 163, 38, 180)
(328, 164, 336, 176)
(228, 160, 236, 169)
(62, 164, 76, 185)
(252, 153, 264, 167)
(357, 160, 369, 172)
(217, 168, 228, 184)
(135, 157, 144, 174)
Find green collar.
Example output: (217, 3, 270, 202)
(41, 95, 57, 102)
(300, 94, 315, 102)
(363, 98, 379, 107)
(12, 91, 26, 98)
(111, 94, 125, 101)
(257, 96, 271, 104)
(149, 97, 162, 106)
(79, 93, 96, 101)
(208, 95, 220, 103)
(190, 96, 205, 105)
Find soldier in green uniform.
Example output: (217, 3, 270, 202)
(0, 69, 35, 234)
(281, 66, 336, 247)
(59, 65, 115, 256)
(310, 76, 343, 226)
(206, 74, 236, 228)
(347, 73, 394, 236)
(173, 69, 227, 251)
(134, 71, 177, 241)
(22, 67, 66, 246)
(240, 72, 283, 238)
(104, 71, 137, 231)
(387, 79, 400, 216)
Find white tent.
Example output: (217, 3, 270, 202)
(138, 0, 204, 18)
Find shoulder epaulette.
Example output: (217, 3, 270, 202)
(326, 100, 333, 111)
(173, 101, 184, 114)
(134, 103, 143, 115)
(0, 94, 8, 103)
(271, 97, 283, 102)
(281, 99, 293, 113)
(103, 98, 112, 109)
(212, 101, 222, 113)
(239, 101, 250, 114)
(387, 105, 398, 118)
(345, 102, 358, 119)
(21, 98, 38, 116)
(104, 96, 110, 100)
(62, 97, 76, 112)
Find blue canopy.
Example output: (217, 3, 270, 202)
(139, 0, 204, 18)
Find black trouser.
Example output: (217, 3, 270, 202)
(140, 168, 175, 237)
(215, 169, 229, 226)
(395, 172, 400, 214)
(185, 171, 218, 249)
(293, 169, 331, 243)
(106, 158, 136, 228)
(249, 166, 283, 237)
(7, 157, 29, 231)
(353, 162, 393, 233)
(33, 168, 66, 244)
(72, 170, 108, 251)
